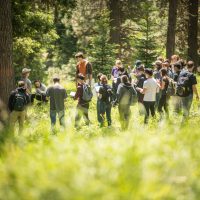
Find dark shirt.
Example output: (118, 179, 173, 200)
(8, 87, 30, 112)
(46, 84, 67, 111)
(136, 74, 146, 102)
(173, 71, 181, 82)
(99, 84, 112, 103)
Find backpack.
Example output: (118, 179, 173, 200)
(167, 79, 176, 96)
(121, 86, 137, 106)
(176, 71, 192, 97)
(82, 84, 93, 102)
(13, 91, 27, 111)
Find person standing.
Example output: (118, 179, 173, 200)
(8, 81, 30, 134)
(75, 52, 92, 86)
(137, 69, 159, 124)
(98, 75, 113, 127)
(46, 76, 67, 132)
(115, 75, 137, 130)
(176, 61, 199, 123)
(74, 73, 92, 129)
(21, 68, 32, 94)
(158, 69, 170, 118)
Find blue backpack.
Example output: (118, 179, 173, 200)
(82, 84, 93, 102)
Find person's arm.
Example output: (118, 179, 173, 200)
(87, 63, 92, 86)
(192, 85, 199, 101)
(160, 79, 166, 90)
(8, 91, 16, 112)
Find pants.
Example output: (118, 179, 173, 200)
(9, 110, 26, 134)
(158, 95, 169, 116)
(50, 110, 65, 129)
(75, 103, 89, 128)
(181, 94, 193, 122)
(97, 99, 101, 123)
(99, 101, 112, 126)
(118, 104, 131, 130)
(172, 96, 182, 114)
(143, 101, 155, 124)
(155, 92, 162, 110)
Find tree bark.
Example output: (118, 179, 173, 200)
(187, 0, 199, 67)
(108, 0, 121, 57)
(166, 0, 178, 59)
(0, 0, 14, 105)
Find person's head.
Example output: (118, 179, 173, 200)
(187, 61, 195, 72)
(97, 73, 103, 82)
(34, 80, 41, 88)
(77, 73, 85, 84)
(121, 75, 129, 84)
(171, 55, 180, 64)
(100, 75, 108, 85)
(22, 68, 31, 78)
(157, 56, 164, 63)
(115, 59, 122, 68)
(174, 62, 181, 72)
(154, 60, 162, 70)
(75, 52, 84, 62)
(137, 65, 145, 75)
(162, 60, 170, 69)
(135, 60, 142, 67)
(18, 81, 25, 88)
(53, 75, 60, 84)
(144, 68, 153, 78)
(160, 68, 167, 77)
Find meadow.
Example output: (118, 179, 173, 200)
(0, 80, 200, 200)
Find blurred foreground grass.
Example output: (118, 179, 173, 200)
(0, 81, 200, 200)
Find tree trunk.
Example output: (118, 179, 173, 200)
(166, 0, 178, 59)
(0, 0, 14, 105)
(187, 0, 199, 67)
(108, 0, 121, 57)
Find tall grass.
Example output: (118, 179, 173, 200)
(0, 80, 200, 200)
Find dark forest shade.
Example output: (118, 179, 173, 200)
(166, 0, 179, 60)
(0, 0, 14, 105)
(187, 0, 199, 67)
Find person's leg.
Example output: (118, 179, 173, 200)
(158, 95, 164, 113)
(83, 103, 90, 126)
(75, 105, 82, 128)
(58, 110, 65, 128)
(99, 101, 106, 127)
(124, 105, 131, 130)
(118, 105, 125, 129)
(106, 103, 112, 126)
(9, 111, 18, 134)
(143, 101, 150, 124)
(18, 110, 26, 134)
(182, 95, 193, 123)
(150, 101, 156, 117)
(164, 96, 169, 117)
(50, 110, 57, 131)
(97, 99, 101, 124)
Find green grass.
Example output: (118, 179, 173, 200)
(0, 80, 200, 200)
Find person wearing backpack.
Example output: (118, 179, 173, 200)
(137, 69, 159, 124)
(75, 52, 93, 86)
(115, 75, 137, 130)
(46, 76, 67, 132)
(8, 81, 30, 134)
(176, 61, 199, 122)
(74, 73, 93, 129)
(158, 69, 170, 118)
(98, 75, 113, 127)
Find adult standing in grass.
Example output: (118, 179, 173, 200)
(74, 73, 92, 129)
(137, 69, 159, 124)
(75, 52, 93, 86)
(98, 75, 113, 127)
(115, 75, 137, 130)
(176, 61, 199, 123)
(8, 81, 30, 134)
(46, 76, 67, 132)
(21, 68, 32, 95)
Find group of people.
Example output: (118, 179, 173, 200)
(8, 52, 199, 133)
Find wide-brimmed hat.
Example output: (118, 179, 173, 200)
(22, 68, 31, 74)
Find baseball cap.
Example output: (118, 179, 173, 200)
(22, 68, 31, 74)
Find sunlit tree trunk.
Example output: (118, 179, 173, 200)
(0, 0, 14, 105)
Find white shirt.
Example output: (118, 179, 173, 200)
(143, 78, 158, 102)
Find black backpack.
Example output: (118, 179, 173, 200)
(13, 91, 27, 111)
(121, 86, 137, 106)
(176, 71, 192, 97)
(100, 85, 113, 103)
